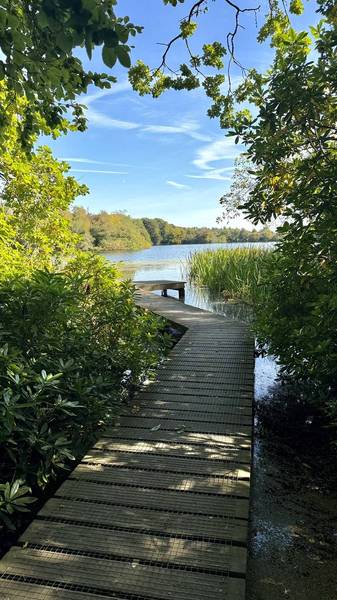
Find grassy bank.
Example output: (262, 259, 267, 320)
(187, 246, 273, 305)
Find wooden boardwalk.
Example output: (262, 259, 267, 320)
(0, 292, 254, 600)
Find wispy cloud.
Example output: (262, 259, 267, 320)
(143, 121, 211, 142)
(71, 169, 128, 175)
(84, 86, 211, 141)
(88, 108, 212, 140)
(188, 137, 242, 180)
(166, 180, 191, 190)
(193, 138, 241, 170)
(61, 158, 104, 164)
(60, 157, 130, 167)
(87, 106, 140, 130)
(84, 81, 132, 106)
(187, 168, 233, 181)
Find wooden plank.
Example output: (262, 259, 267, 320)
(0, 547, 246, 600)
(21, 520, 247, 573)
(57, 479, 250, 518)
(94, 438, 252, 463)
(124, 407, 252, 426)
(0, 581, 120, 600)
(71, 463, 250, 497)
(84, 448, 251, 478)
(39, 497, 248, 542)
(128, 397, 253, 415)
(111, 417, 252, 437)
(141, 384, 253, 401)
(138, 390, 254, 406)
(116, 416, 252, 434)
(157, 365, 255, 378)
(135, 280, 186, 292)
(146, 379, 254, 391)
(102, 428, 252, 447)
(134, 391, 253, 410)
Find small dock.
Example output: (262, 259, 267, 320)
(0, 290, 254, 600)
(135, 280, 186, 301)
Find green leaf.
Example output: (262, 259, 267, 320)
(116, 45, 131, 68)
(82, 0, 97, 10)
(85, 36, 93, 60)
(56, 33, 73, 54)
(36, 10, 49, 29)
(116, 25, 129, 44)
(0, 510, 15, 530)
(102, 45, 117, 68)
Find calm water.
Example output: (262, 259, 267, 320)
(103, 242, 269, 317)
(104, 242, 337, 599)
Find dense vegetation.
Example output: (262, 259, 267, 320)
(142, 218, 276, 246)
(188, 247, 273, 306)
(0, 257, 165, 530)
(71, 207, 277, 251)
(0, 2, 187, 532)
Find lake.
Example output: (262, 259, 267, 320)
(103, 241, 270, 316)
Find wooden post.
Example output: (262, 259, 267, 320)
(178, 285, 185, 302)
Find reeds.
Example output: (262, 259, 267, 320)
(187, 246, 273, 305)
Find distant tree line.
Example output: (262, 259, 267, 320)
(70, 208, 278, 251)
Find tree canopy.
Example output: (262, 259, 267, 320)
(0, 0, 142, 144)
(224, 0, 337, 408)
(70, 208, 278, 250)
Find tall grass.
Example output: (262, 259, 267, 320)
(187, 246, 273, 305)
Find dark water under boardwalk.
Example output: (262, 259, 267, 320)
(247, 433, 337, 600)
(247, 365, 337, 600)
(247, 357, 337, 600)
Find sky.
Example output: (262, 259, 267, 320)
(44, 0, 318, 229)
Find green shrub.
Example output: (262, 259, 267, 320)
(254, 230, 337, 416)
(0, 253, 167, 527)
(187, 246, 273, 305)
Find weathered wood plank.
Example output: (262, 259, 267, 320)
(71, 463, 250, 497)
(0, 580, 120, 600)
(102, 427, 252, 447)
(39, 497, 248, 542)
(124, 407, 252, 426)
(84, 448, 251, 477)
(94, 437, 252, 463)
(21, 520, 247, 573)
(115, 416, 252, 437)
(0, 548, 246, 600)
(57, 478, 250, 518)
(128, 396, 253, 416)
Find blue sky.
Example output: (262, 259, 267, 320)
(45, 0, 318, 228)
